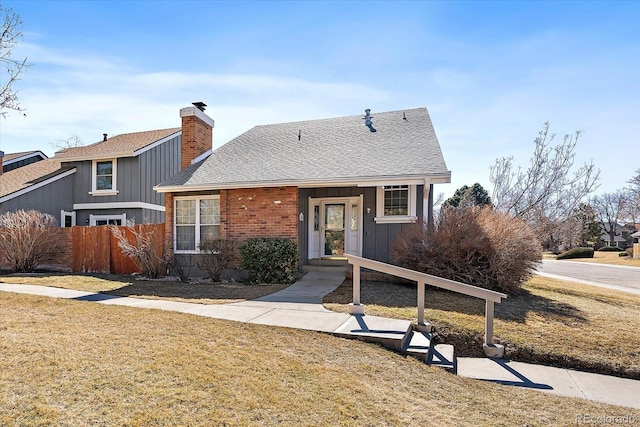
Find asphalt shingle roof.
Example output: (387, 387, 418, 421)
(158, 108, 449, 190)
(0, 159, 70, 199)
(1, 127, 180, 201)
(2, 151, 47, 162)
(55, 127, 180, 160)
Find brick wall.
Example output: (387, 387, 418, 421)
(220, 187, 299, 243)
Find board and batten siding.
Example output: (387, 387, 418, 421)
(63, 134, 181, 224)
(298, 186, 424, 266)
(0, 174, 74, 224)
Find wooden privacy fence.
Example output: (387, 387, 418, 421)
(72, 224, 165, 274)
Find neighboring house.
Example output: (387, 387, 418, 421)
(631, 230, 640, 244)
(0, 104, 212, 226)
(155, 107, 451, 271)
(1, 150, 48, 173)
(599, 223, 636, 249)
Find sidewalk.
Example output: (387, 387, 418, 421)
(1, 272, 639, 410)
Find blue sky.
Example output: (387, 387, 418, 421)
(1, 0, 638, 199)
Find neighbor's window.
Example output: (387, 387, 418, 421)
(375, 185, 417, 223)
(175, 196, 220, 252)
(91, 159, 118, 195)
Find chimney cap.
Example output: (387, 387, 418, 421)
(192, 102, 207, 112)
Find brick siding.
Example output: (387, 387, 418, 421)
(220, 187, 298, 243)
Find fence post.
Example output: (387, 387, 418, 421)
(348, 261, 364, 314)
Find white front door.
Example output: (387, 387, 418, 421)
(308, 196, 362, 259)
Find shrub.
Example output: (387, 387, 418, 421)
(598, 246, 623, 252)
(197, 239, 236, 282)
(619, 251, 629, 257)
(391, 206, 541, 295)
(109, 223, 166, 278)
(239, 238, 298, 284)
(556, 247, 594, 260)
(0, 210, 67, 273)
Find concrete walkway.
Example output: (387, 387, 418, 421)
(1, 272, 639, 410)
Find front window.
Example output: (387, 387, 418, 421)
(383, 185, 409, 216)
(91, 159, 118, 195)
(175, 196, 220, 252)
(375, 184, 417, 224)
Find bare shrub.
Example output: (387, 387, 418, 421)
(0, 210, 66, 272)
(109, 223, 166, 278)
(391, 206, 542, 294)
(196, 239, 236, 282)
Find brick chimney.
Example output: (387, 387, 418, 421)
(180, 102, 214, 170)
(0, 150, 4, 176)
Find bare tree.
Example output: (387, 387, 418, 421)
(625, 169, 640, 228)
(592, 191, 627, 247)
(50, 134, 84, 152)
(1, 5, 30, 115)
(0, 210, 66, 272)
(490, 122, 600, 249)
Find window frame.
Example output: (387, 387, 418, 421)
(89, 213, 127, 226)
(61, 210, 76, 228)
(90, 158, 119, 196)
(375, 184, 418, 224)
(173, 195, 221, 254)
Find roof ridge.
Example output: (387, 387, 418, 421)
(252, 107, 427, 128)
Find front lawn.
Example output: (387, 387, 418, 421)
(0, 273, 288, 304)
(323, 276, 640, 379)
(1, 292, 635, 426)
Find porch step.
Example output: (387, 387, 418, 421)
(302, 259, 351, 273)
(405, 329, 456, 372)
(333, 315, 456, 373)
(333, 315, 413, 352)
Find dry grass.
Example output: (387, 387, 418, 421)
(0, 273, 288, 304)
(565, 250, 640, 267)
(324, 276, 640, 379)
(1, 292, 635, 426)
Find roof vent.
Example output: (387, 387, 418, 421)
(364, 109, 377, 133)
(364, 109, 372, 126)
(192, 101, 207, 112)
(103, 133, 108, 142)
(298, 130, 302, 141)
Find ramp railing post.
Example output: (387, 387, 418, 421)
(417, 281, 425, 325)
(348, 260, 364, 314)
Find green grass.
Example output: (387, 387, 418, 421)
(1, 292, 635, 426)
(324, 276, 640, 379)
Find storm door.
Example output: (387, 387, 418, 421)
(323, 203, 345, 256)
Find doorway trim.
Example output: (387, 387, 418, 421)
(308, 195, 363, 260)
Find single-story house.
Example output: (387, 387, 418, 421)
(154, 107, 451, 272)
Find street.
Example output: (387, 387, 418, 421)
(538, 259, 640, 295)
